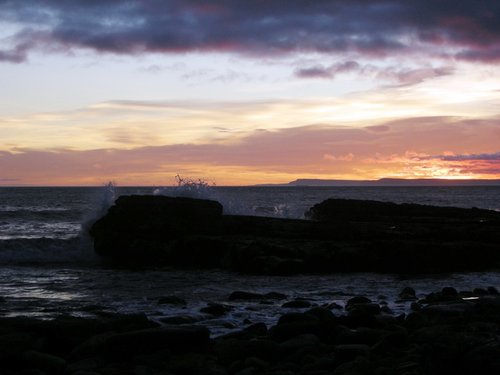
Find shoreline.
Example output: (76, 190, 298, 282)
(2, 285, 499, 374)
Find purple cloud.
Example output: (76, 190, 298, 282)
(295, 61, 453, 84)
(435, 152, 500, 161)
(295, 61, 360, 79)
(2, 1, 500, 63)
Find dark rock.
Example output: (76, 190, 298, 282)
(348, 303, 381, 316)
(102, 326, 210, 358)
(334, 327, 386, 346)
(70, 332, 114, 360)
(345, 296, 372, 310)
(71, 371, 101, 375)
(264, 292, 288, 300)
(422, 301, 474, 321)
(441, 287, 459, 298)
(282, 300, 312, 309)
(157, 296, 187, 305)
(159, 316, 200, 325)
(279, 334, 321, 353)
(421, 288, 462, 304)
(218, 322, 268, 340)
(463, 344, 500, 375)
(244, 356, 269, 370)
(22, 350, 66, 374)
(214, 338, 282, 364)
(305, 307, 337, 324)
(338, 311, 378, 329)
(411, 302, 422, 311)
(334, 344, 370, 362)
(200, 303, 233, 316)
(398, 286, 417, 301)
(90, 195, 223, 263)
(0, 332, 40, 361)
(301, 355, 338, 373)
(333, 357, 372, 375)
(271, 314, 322, 342)
(473, 287, 489, 296)
(380, 306, 393, 314)
(371, 328, 409, 355)
(487, 286, 500, 295)
(66, 358, 101, 373)
(305, 198, 500, 222)
(90, 196, 500, 274)
(229, 291, 264, 301)
(326, 302, 343, 310)
(164, 352, 227, 375)
(277, 313, 318, 326)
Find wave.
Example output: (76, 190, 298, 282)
(0, 209, 82, 222)
(0, 205, 70, 212)
(152, 177, 305, 218)
(0, 236, 98, 265)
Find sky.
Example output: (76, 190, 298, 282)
(1, 0, 500, 186)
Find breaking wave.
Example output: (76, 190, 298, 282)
(0, 236, 97, 265)
(153, 175, 302, 218)
(0, 182, 117, 265)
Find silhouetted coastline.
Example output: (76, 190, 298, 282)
(90, 196, 500, 274)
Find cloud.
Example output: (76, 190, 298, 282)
(295, 61, 360, 79)
(379, 66, 455, 86)
(324, 153, 355, 161)
(295, 60, 454, 85)
(433, 152, 500, 161)
(2, 1, 500, 63)
(0, 178, 20, 182)
(2, 116, 500, 184)
(365, 125, 390, 133)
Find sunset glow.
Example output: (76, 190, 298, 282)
(1, 1, 500, 185)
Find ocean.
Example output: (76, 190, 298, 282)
(1, 185, 500, 336)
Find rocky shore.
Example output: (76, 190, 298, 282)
(89, 196, 500, 274)
(2, 286, 500, 374)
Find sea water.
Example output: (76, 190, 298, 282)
(1, 186, 500, 335)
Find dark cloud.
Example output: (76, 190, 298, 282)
(0, 40, 32, 62)
(295, 61, 359, 79)
(295, 61, 454, 84)
(435, 152, 500, 161)
(380, 66, 454, 85)
(2, 1, 500, 63)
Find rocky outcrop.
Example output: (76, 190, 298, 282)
(305, 198, 500, 222)
(89, 196, 500, 273)
(90, 195, 223, 263)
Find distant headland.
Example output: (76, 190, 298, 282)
(257, 178, 500, 187)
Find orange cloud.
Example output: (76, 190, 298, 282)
(1, 116, 500, 185)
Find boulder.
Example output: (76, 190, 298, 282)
(282, 300, 312, 309)
(157, 296, 187, 306)
(398, 287, 417, 301)
(228, 291, 264, 301)
(200, 303, 233, 317)
(102, 326, 210, 359)
(90, 195, 223, 262)
(22, 350, 66, 374)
